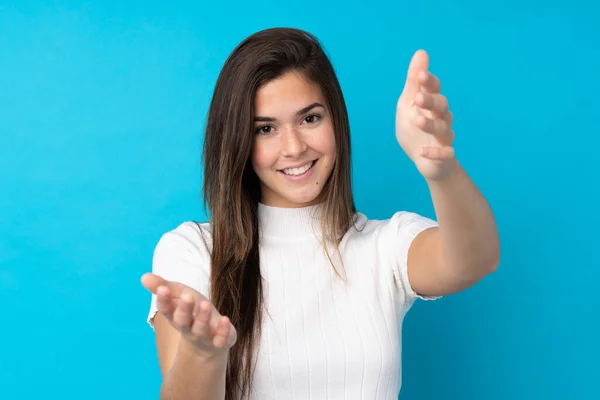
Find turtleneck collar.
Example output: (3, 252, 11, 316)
(257, 202, 324, 239)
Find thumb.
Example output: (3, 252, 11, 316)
(141, 273, 185, 296)
(402, 49, 429, 99)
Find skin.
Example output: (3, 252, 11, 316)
(251, 71, 337, 208)
(395, 50, 499, 296)
(140, 276, 234, 399)
(140, 49, 500, 398)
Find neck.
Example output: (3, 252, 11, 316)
(257, 202, 324, 238)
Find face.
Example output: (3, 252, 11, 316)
(251, 71, 336, 208)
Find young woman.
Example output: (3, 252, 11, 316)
(141, 27, 500, 400)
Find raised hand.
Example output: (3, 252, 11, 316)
(396, 49, 456, 181)
(141, 273, 237, 355)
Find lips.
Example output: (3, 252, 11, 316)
(279, 160, 317, 176)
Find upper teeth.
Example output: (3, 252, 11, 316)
(282, 161, 314, 176)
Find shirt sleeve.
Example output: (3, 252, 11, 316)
(383, 211, 441, 307)
(146, 221, 212, 329)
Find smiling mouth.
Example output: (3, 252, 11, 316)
(278, 160, 317, 176)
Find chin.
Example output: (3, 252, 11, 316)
(284, 178, 329, 206)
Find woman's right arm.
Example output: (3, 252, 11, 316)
(142, 273, 237, 400)
(155, 314, 228, 400)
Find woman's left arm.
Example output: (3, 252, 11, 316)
(408, 161, 500, 297)
(396, 50, 500, 297)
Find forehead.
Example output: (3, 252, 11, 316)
(254, 71, 326, 115)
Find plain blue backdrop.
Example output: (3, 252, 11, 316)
(1, 0, 598, 399)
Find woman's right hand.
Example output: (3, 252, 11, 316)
(141, 273, 237, 357)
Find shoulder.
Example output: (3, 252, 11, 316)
(347, 210, 438, 243)
(345, 210, 440, 303)
(147, 221, 213, 326)
(151, 221, 213, 294)
(154, 221, 213, 258)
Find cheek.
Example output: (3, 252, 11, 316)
(309, 123, 336, 153)
(320, 128, 337, 160)
(321, 129, 337, 173)
(251, 141, 275, 171)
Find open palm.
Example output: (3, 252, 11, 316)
(141, 273, 237, 354)
(396, 50, 456, 181)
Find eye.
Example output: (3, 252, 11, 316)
(303, 114, 321, 124)
(255, 125, 273, 134)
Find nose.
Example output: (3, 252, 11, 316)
(280, 128, 307, 158)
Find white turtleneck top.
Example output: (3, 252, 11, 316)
(147, 203, 439, 399)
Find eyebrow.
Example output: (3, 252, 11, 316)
(254, 102, 325, 122)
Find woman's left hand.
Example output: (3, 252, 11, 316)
(396, 49, 456, 181)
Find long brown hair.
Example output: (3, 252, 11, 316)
(201, 27, 356, 399)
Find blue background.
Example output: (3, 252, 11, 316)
(1, 1, 598, 399)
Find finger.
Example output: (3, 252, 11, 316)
(415, 114, 449, 137)
(141, 273, 186, 297)
(172, 292, 195, 333)
(190, 300, 212, 338)
(444, 109, 454, 126)
(418, 70, 441, 94)
(212, 317, 233, 349)
(420, 146, 455, 161)
(402, 49, 429, 98)
(415, 92, 448, 116)
(141, 273, 167, 294)
(156, 285, 176, 318)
